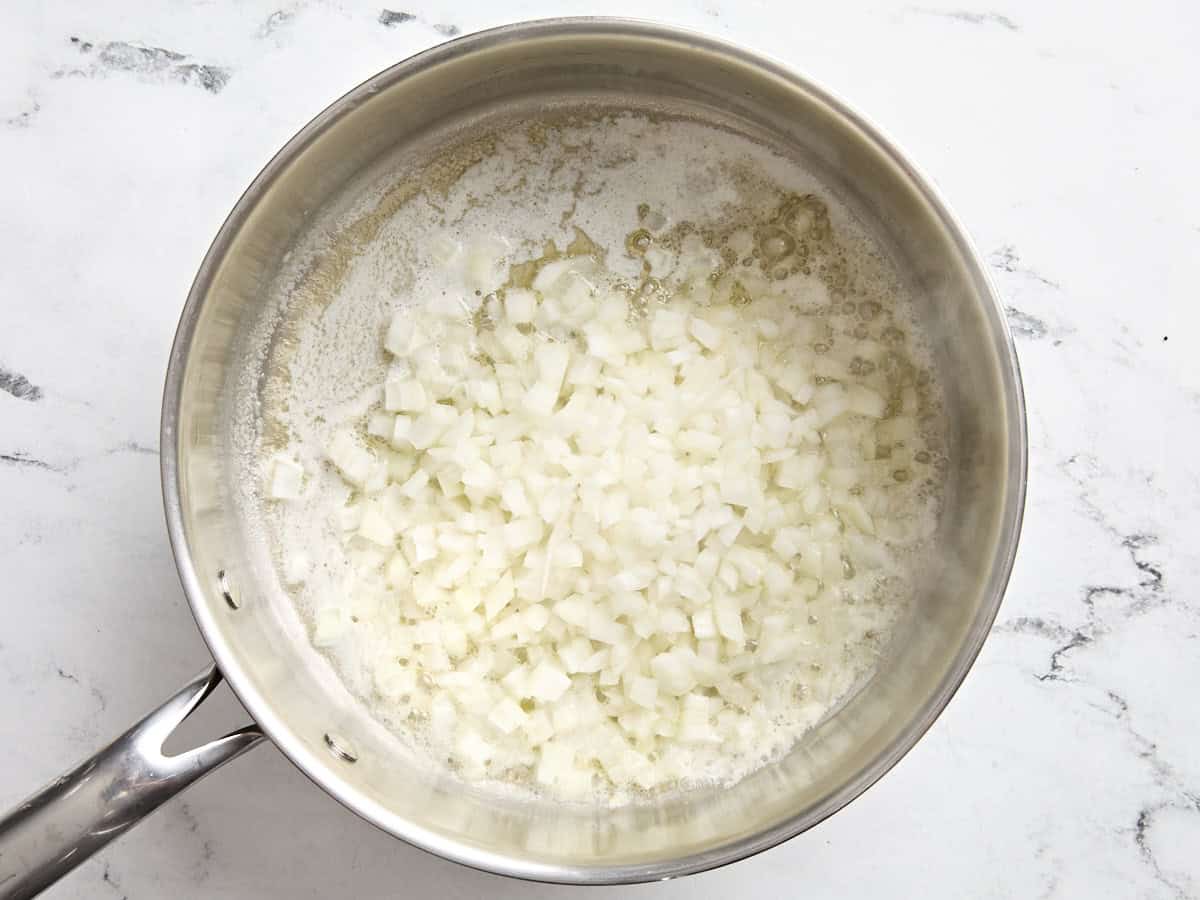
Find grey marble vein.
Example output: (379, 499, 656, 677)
(377, 10, 459, 36)
(997, 453, 1176, 690)
(1104, 691, 1200, 899)
(0, 440, 156, 478)
(909, 8, 1019, 30)
(258, 8, 297, 36)
(995, 615, 1072, 640)
(0, 452, 60, 472)
(989, 244, 1060, 289)
(52, 666, 109, 713)
(0, 366, 43, 402)
(176, 803, 215, 882)
(1136, 801, 1199, 900)
(4, 99, 40, 128)
(1005, 305, 1050, 340)
(101, 862, 126, 900)
(58, 37, 230, 94)
(378, 9, 417, 27)
(106, 441, 159, 457)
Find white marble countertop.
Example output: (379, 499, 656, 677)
(1, 1, 1195, 897)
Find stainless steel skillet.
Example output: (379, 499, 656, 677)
(0, 18, 1025, 898)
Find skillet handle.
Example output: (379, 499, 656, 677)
(0, 665, 263, 899)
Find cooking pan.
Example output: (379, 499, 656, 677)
(0, 18, 1025, 897)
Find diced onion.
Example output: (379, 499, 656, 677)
(290, 223, 939, 802)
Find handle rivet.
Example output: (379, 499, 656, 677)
(217, 570, 240, 610)
(324, 733, 358, 763)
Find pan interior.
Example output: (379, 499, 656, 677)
(170, 22, 1020, 880)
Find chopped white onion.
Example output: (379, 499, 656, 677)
(269, 456, 305, 500)
(287, 226, 938, 802)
